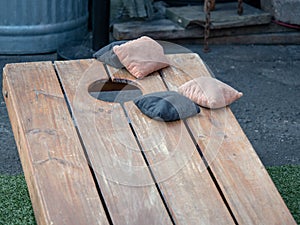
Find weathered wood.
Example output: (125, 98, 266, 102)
(166, 3, 271, 29)
(55, 59, 172, 225)
(2, 62, 109, 225)
(123, 0, 154, 18)
(107, 66, 236, 224)
(197, 31, 300, 45)
(162, 53, 297, 225)
(113, 19, 190, 40)
(113, 18, 300, 45)
(125, 101, 236, 225)
(4, 54, 296, 225)
(106, 66, 165, 94)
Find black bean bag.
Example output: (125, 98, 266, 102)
(133, 91, 200, 122)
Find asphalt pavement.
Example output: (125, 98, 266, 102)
(0, 43, 299, 175)
(191, 44, 300, 166)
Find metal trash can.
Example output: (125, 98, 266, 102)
(0, 0, 88, 54)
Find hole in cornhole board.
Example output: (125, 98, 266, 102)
(88, 80, 142, 104)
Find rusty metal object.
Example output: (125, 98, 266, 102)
(238, 0, 243, 15)
(203, 0, 212, 52)
(203, 0, 243, 52)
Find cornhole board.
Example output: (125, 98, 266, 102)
(2, 53, 296, 224)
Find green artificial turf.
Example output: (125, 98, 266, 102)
(0, 165, 299, 224)
(0, 175, 36, 225)
(266, 165, 300, 224)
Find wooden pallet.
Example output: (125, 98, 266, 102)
(165, 2, 271, 29)
(112, 3, 300, 44)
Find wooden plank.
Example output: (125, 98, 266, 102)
(106, 66, 166, 94)
(107, 65, 236, 224)
(125, 102, 236, 225)
(113, 19, 300, 45)
(123, 0, 153, 18)
(2, 62, 109, 225)
(55, 59, 172, 225)
(197, 31, 300, 45)
(166, 3, 271, 29)
(162, 53, 297, 225)
(113, 19, 197, 40)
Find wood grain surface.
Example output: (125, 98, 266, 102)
(162, 53, 297, 225)
(3, 62, 109, 225)
(55, 59, 172, 225)
(109, 65, 235, 224)
(3, 53, 296, 225)
(165, 3, 271, 29)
